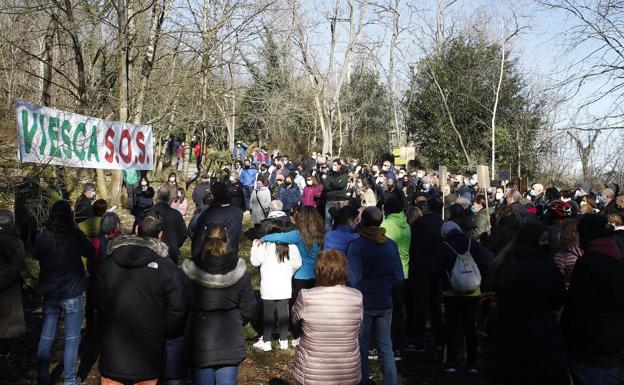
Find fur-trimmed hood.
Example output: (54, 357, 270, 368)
(106, 235, 170, 268)
(182, 258, 247, 288)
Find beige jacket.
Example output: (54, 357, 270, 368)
(292, 285, 363, 385)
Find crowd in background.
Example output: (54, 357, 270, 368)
(1, 144, 624, 385)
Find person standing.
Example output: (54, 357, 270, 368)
(171, 188, 189, 218)
(561, 214, 624, 385)
(249, 178, 272, 234)
(176, 141, 185, 172)
(239, 159, 258, 210)
(132, 177, 155, 233)
(251, 223, 302, 351)
(193, 173, 212, 208)
(347, 207, 404, 385)
(292, 250, 363, 385)
(151, 187, 188, 264)
(227, 171, 245, 210)
(124, 169, 140, 210)
(35, 200, 94, 385)
(231, 141, 248, 163)
(276, 175, 301, 214)
(75, 182, 96, 224)
(0, 209, 26, 343)
(95, 211, 188, 385)
(182, 224, 256, 385)
(323, 205, 359, 255)
(162, 173, 179, 205)
(323, 158, 349, 232)
(301, 176, 323, 208)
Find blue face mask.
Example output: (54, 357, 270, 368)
(471, 205, 478, 213)
(423, 183, 430, 190)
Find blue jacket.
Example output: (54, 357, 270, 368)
(324, 225, 359, 255)
(346, 232, 404, 310)
(239, 167, 258, 187)
(276, 185, 301, 211)
(261, 230, 320, 280)
(231, 142, 248, 161)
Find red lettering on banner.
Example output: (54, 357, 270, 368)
(119, 129, 132, 163)
(104, 128, 115, 163)
(136, 131, 146, 163)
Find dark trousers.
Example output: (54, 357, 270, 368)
(126, 183, 138, 209)
(391, 282, 406, 349)
(409, 275, 443, 347)
(85, 278, 96, 338)
(444, 295, 479, 366)
(263, 299, 289, 341)
(290, 278, 315, 338)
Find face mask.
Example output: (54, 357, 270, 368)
(417, 172, 424, 178)
(169, 177, 176, 182)
(284, 159, 288, 163)
(277, 180, 283, 185)
(398, 172, 406, 178)
(357, 182, 363, 188)
(141, 181, 147, 186)
(237, 144, 241, 148)
(403, 179, 409, 185)
(306, 180, 313, 186)
(256, 183, 263, 189)
(382, 165, 389, 171)
(471, 205, 479, 213)
(229, 176, 235, 182)
(529, 189, 536, 196)
(178, 192, 183, 197)
(332, 165, 339, 172)
(376, 177, 385, 185)
(423, 183, 431, 190)
(496, 192, 503, 200)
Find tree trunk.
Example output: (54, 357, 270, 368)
(491, 35, 505, 178)
(41, 14, 56, 106)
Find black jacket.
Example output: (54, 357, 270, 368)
(192, 182, 212, 207)
(409, 212, 444, 277)
(190, 204, 243, 259)
(323, 167, 348, 202)
(35, 228, 93, 301)
(181, 256, 256, 368)
(483, 215, 520, 255)
(95, 235, 188, 382)
(227, 181, 245, 210)
(0, 225, 26, 339)
(440, 230, 493, 293)
(150, 202, 187, 264)
(561, 238, 624, 368)
(132, 186, 154, 218)
(74, 194, 93, 223)
(484, 244, 568, 385)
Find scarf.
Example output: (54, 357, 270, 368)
(360, 226, 387, 244)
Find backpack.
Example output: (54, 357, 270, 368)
(445, 238, 481, 294)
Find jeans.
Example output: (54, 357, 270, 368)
(263, 299, 289, 341)
(36, 295, 84, 385)
(570, 357, 618, 385)
(324, 200, 348, 233)
(164, 335, 186, 384)
(409, 275, 442, 347)
(444, 295, 479, 366)
(243, 185, 253, 211)
(358, 309, 397, 385)
(192, 365, 238, 385)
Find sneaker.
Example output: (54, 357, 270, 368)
(393, 350, 403, 361)
(444, 363, 456, 373)
(252, 339, 272, 351)
(368, 348, 379, 360)
(291, 338, 300, 347)
(468, 365, 480, 374)
(404, 343, 426, 353)
(279, 340, 289, 350)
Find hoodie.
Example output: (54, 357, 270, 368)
(381, 212, 412, 278)
(346, 227, 404, 310)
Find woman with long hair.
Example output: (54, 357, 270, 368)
(484, 223, 568, 385)
(357, 177, 377, 207)
(292, 249, 363, 385)
(182, 224, 256, 385)
(35, 200, 94, 385)
(251, 222, 302, 351)
(171, 187, 189, 218)
(552, 220, 581, 289)
(132, 176, 154, 233)
(260, 206, 324, 346)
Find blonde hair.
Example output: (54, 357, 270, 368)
(202, 224, 230, 259)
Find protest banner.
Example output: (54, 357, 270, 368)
(16, 100, 153, 170)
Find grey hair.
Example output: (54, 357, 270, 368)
(269, 200, 283, 211)
(100, 212, 121, 235)
(83, 182, 96, 192)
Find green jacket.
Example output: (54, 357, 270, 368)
(381, 212, 411, 278)
(123, 169, 140, 185)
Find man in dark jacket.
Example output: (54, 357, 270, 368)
(150, 187, 187, 264)
(561, 214, 624, 385)
(407, 197, 444, 351)
(380, 177, 407, 212)
(227, 171, 245, 210)
(190, 182, 243, 259)
(323, 158, 349, 232)
(74, 182, 95, 223)
(192, 173, 212, 208)
(0, 209, 26, 342)
(95, 211, 188, 385)
(347, 206, 404, 385)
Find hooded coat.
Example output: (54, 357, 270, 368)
(150, 202, 188, 264)
(292, 285, 363, 385)
(484, 244, 568, 385)
(0, 225, 26, 338)
(182, 256, 256, 368)
(95, 236, 188, 382)
(381, 212, 411, 279)
(190, 204, 243, 259)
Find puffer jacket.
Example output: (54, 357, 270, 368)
(182, 256, 256, 368)
(292, 285, 363, 385)
(323, 167, 348, 202)
(381, 212, 411, 279)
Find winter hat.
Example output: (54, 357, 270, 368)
(578, 214, 610, 244)
(384, 196, 404, 215)
(441, 221, 462, 239)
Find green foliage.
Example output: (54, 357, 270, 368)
(405, 35, 546, 176)
(340, 68, 393, 163)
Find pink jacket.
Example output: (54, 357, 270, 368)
(301, 184, 323, 208)
(292, 285, 363, 385)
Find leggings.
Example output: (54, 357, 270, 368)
(263, 299, 289, 341)
(290, 278, 315, 338)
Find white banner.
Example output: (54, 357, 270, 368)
(15, 100, 153, 170)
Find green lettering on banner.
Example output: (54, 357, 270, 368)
(61, 120, 72, 158)
(21, 110, 37, 154)
(48, 116, 60, 157)
(72, 122, 86, 160)
(38, 114, 47, 155)
(87, 125, 99, 162)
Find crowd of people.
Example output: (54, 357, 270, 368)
(1, 147, 624, 385)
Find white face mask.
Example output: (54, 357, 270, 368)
(229, 176, 235, 182)
(306, 180, 313, 186)
(496, 192, 503, 200)
(141, 181, 147, 186)
(417, 172, 425, 178)
(332, 165, 339, 172)
(169, 177, 176, 182)
(382, 165, 389, 171)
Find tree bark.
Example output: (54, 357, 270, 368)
(491, 33, 505, 178)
